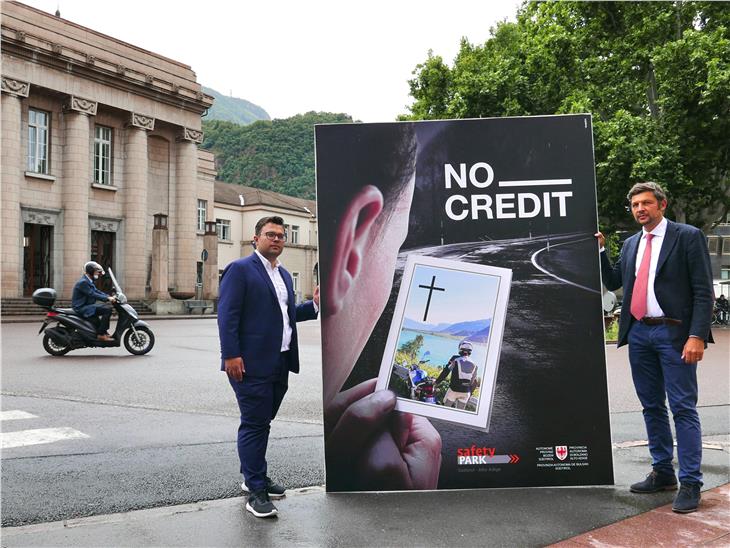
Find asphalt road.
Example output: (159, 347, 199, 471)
(1, 318, 323, 527)
(1, 316, 728, 527)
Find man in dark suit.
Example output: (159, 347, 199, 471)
(596, 182, 713, 514)
(217, 215, 318, 518)
(72, 261, 116, 341)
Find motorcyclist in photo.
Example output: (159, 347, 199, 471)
(436, 340, 479, 409)
(72, 261, 116, 341)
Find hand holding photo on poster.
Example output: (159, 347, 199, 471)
(376, 255, 511, 430)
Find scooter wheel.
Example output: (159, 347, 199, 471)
(123, 326, 155, 355)
(42, 333, 71, 356)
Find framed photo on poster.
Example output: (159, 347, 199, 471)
(376, 254, 511, 430)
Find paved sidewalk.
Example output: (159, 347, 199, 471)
(552, 483, 730, 547)
(2, 441, 728, 547)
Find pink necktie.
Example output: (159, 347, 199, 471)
(631, 233, 654, 321)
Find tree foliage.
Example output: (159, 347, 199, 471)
(401, 1, 730, 233)
(397, 334, 425, 364)
(201, 112, 353, 199)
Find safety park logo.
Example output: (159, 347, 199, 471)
(457, 446, 520, 466)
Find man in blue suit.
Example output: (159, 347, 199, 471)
(217, 215, 318, 518)
(597, 182, 713, 514)
(72, 261, 116, 341)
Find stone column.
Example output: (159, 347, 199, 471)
(123, 113, 154, 299)
(203, 221, 219, 300)
(62, 96, 97, 298)
(150, 213, 170, 300)
(1, 77, 29, 298)
(173, 128, 202, 296)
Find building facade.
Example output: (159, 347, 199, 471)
(1, 1, 216, 308)
(707, 214, 730, 298)
(214, 181, 318, 302)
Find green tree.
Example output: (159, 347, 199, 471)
(398, 334, 425, 363)
(402, 1, 730, 233)
(202, 112, 353, 199)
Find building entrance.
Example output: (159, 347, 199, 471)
(23, 224, 53, 296)
(91, 230, 115, 293)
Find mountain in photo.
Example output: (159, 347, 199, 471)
(402, 318, 491, 341)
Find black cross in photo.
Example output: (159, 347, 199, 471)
(419, 275, 445, 322)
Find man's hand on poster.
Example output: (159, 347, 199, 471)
(595, 231, 606, 249)
(313, 285, 320, 307)
(325, 378, 442, 490)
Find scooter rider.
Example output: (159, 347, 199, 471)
(436, 340, 479, 409)
(72, 261, 116, 341)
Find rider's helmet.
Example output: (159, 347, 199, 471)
(458, 340, 473, 355)
(84, 261, 104, 277)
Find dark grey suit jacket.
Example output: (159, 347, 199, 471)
(600, 219, 714, 350)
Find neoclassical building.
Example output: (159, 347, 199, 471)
(1, 1, 218, 309)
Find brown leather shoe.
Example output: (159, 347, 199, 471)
(97, 334, 112, 341)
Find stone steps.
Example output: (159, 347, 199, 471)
(1, 298, 154, 316)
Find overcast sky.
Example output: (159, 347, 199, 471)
(21, 0, 522, 122)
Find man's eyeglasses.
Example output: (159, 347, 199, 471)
(263, 231, 287, 242)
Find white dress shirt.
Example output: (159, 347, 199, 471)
(255, 250, 292, 352)
(634, 217, 667, 318)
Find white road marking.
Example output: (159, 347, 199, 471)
(0, 410, 38, 421)
(1, 427, 89, 449)
(498, 179, 572, 187)
(530, 236, 601, 294)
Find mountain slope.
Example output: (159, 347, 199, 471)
(203, 86, 270, 125)
(201, 111, 353, 199)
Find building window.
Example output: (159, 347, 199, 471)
(723, 238, 730, 256)
(292, 272, 299, 294)
(216, 218, 231, 241)
(28, 108, 50, 174)
(197, 200, 207, 232)
(93, 125, 112, 185)
(289, 225, 299, 244)
(708, 237, 719, 254)
(721, 268, 730, 280)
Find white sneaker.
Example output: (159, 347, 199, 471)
(242, 478, 286, 500)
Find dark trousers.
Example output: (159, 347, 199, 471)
(228, 353, 289, 493)
(628, 321, 702, 485)
(88, 305, 113, 334)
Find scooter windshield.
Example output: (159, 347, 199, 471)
(107, 268, 123, 296)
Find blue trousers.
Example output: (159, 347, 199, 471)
(628, 321, 702, 485)
(228, 353, 289, 493)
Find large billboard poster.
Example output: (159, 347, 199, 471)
(315, 115, 613, 492)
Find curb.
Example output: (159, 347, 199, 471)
(1, 485, 326, 536)
(1, 315, 218, 324)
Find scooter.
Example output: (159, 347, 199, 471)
(32, 269, 155, 356)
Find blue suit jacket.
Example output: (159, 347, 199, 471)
(71, 276, 110, 318)
(217, 253, 317, 376)
(601, 219, 714, 350)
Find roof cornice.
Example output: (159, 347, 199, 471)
(1, 25, 213, 115)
